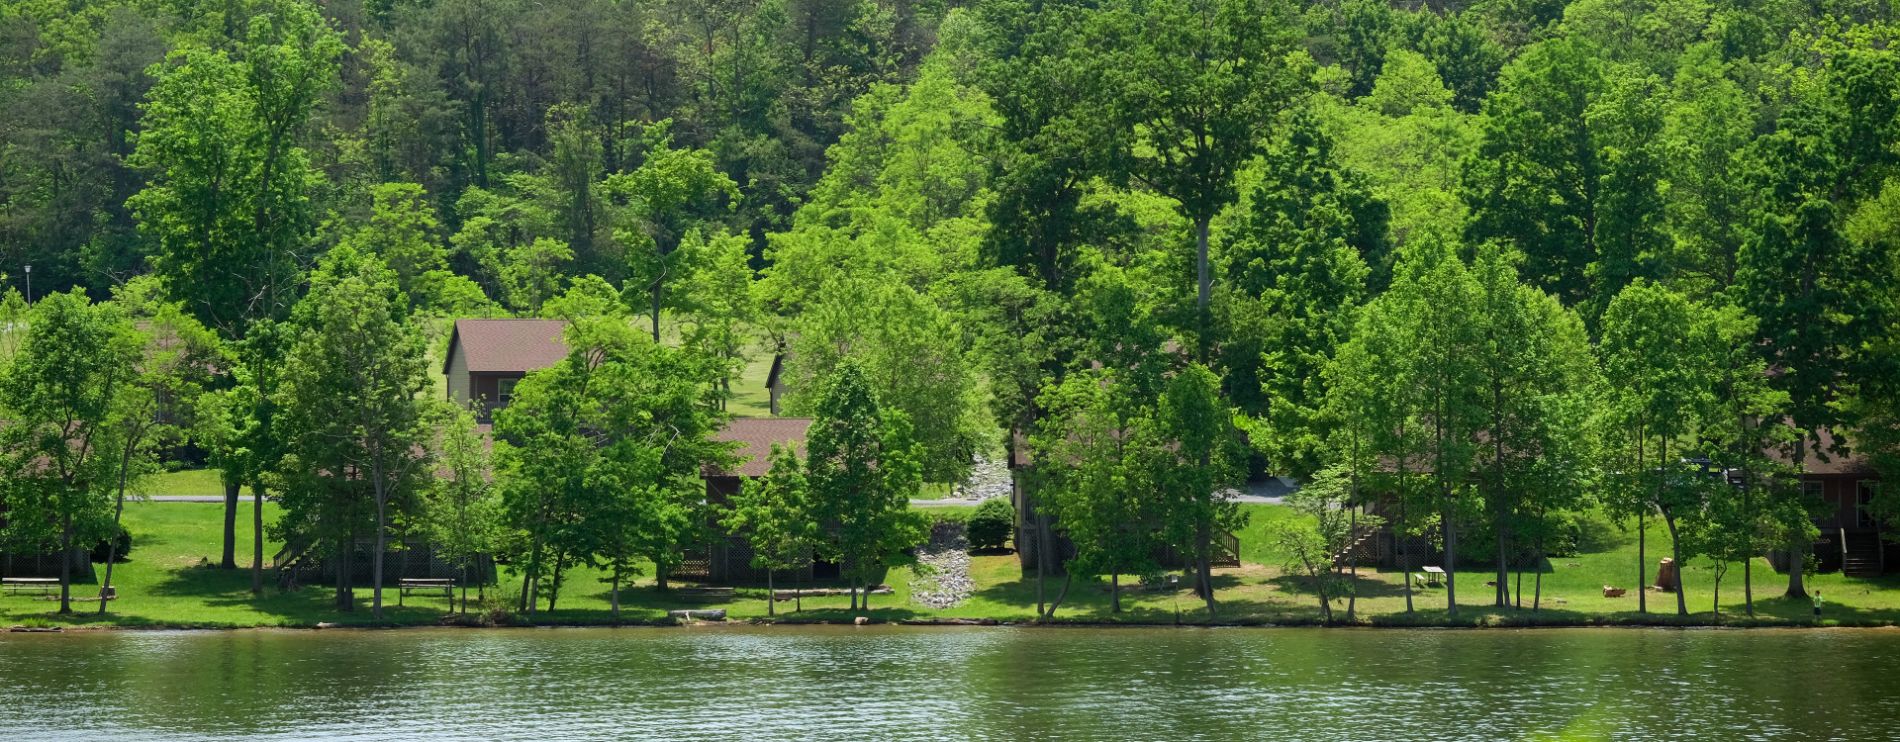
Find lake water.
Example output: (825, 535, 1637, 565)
(2, 626, 1897, 740)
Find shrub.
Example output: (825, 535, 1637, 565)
(967, 497, 1014, 551)
(90, 527, 133, 563)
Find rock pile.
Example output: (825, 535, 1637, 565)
(911, 522, 975, 609)
(952, 453, 1011, 502)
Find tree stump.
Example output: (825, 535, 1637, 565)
(1602, 585, 1626, 598)
(1654, 558, 1680, 592)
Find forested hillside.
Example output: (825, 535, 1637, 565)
(3, 0, 1899, 620)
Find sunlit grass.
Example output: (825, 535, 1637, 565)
(7, 501, 1899, 629)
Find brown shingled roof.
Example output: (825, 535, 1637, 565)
(1774, 427, 1877, 476)
(444, 319, 569, 374)
(711, 417, 812, 478)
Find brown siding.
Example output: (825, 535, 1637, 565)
(470, 372, 525, 422)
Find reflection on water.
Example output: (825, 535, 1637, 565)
(2, 626, 1896, 741)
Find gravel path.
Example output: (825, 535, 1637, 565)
(910, 524, 974, 609)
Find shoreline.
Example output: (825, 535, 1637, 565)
(9, 612, 1890, 633)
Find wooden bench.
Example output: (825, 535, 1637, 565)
(1421, 566, 1446, 586)
(2, 578, 60, 596)
(396, 578, 454, 605)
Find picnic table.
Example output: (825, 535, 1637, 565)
(396, 578, 455, 605)
(2, 578, 60, 595)
(1421, 566, 1446, 586)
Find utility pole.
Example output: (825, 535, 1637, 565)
(22, 264, 29, 304)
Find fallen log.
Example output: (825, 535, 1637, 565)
(668, 609, 727, 621)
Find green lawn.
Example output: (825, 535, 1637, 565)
(145, 468, 227, 497)
(8, 500, 1900, 629)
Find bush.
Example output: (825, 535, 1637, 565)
(90, 527, 133, 563)
(967, 497, 1014, 551)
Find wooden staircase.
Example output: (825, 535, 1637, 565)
(1843, 530, 1883, 578)
(1212, 531, 1240, 567)
(1331, 526, 1379, 566)
(272, 535, 317, 588)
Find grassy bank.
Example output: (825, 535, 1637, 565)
(7, 501, 1900, 629)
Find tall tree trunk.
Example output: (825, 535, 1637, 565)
(1195, 216, 1212, 332)
(1398, 451, 1415, 613)
(766, 569, 775, 617)
(547, 554, 566, 613)
(1345, 504, 1359, 622)
(1111, 572, 1121, 614)
(58, 513, 74, 614)
(650, 283, 663, 343)
(1036, 508, 1053, 618)
(101, 438, 139, 615)
(1045, 570, 1073, 618)
(1786, 437, 1810, 600)
(1785, 540, 1807, 600)
(1492, 412, 1508, 608)
(1636, 432, 1647, 613)
(522, 533, 542, 615)
(1533, 541, 1545, 612)
(1197, 518, 1216, 616)
(461, 564, 469, 617)
(1666, 514, 1687, 616)
(1400, 498, 1414, 613)
(1744, 554, 1754, 617)
(1496, 521, 1509, 608)
(1442, 498, 1458, 617)
(336, 533, 355, 612)
(252, 483, 265, 595)
(221, 480, 240, 569)
(610, 566, 622, 623)
(1638, 509, 1647, 614)
(1313, 567, 1333, 625)
(371, 492, 387, 620)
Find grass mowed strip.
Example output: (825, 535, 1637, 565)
(145, 468, 227, 497)
(9, 501, 1900, 628)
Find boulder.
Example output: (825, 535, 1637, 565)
(853, 616, 869, 625)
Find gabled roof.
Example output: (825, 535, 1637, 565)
(766, 351, 786, 390)
(710, 417, 812, 478)
(444, 319, 569, 375)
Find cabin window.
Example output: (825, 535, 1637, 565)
(1860, 481, 1882, 530)
(497, 377, 518, 408)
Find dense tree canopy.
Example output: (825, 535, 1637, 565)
(4, 0, 1900, 625)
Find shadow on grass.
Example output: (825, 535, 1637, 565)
(1266, 572, 1418, 600)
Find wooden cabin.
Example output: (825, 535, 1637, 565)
(680, 417, 822, 583)
(1786, 431, 1885, 576)
(441, 319, 568, 422)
